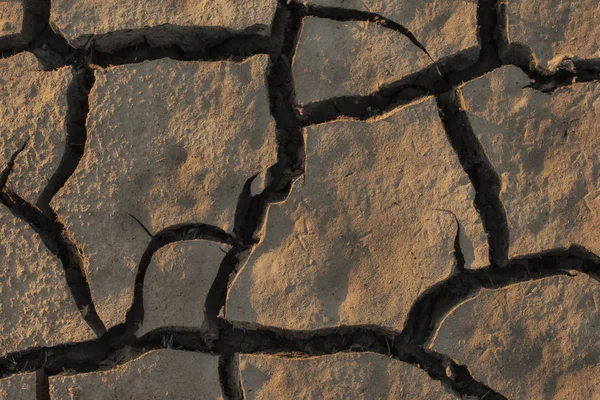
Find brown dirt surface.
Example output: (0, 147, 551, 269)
(1, 1, 600, 399)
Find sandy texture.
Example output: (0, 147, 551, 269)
(430, 274, 600, 399)
(52, 56, 276, 329)
(0, 372, 35, 400)
(0, 0, 22, 37)
(293, 0, 477, 103)
(226, 97, 487, 331)
(508, 0, 600, 68)
(136, 241, 227, 336)
(0, 372, 36, 400)
(240, 353, 457, 399)
(0, 207, 94, 354)
(50, 0, 277, 44)
(49, 349, 222, 399)
(463, 66, 600, 259)
(0, 53, 92, 354)
(293, 18, 431, 104)
(0, 53, 70, 204)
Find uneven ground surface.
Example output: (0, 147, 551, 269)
(1, 0, 600, 399)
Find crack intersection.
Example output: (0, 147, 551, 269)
(1, 0, 600, 399)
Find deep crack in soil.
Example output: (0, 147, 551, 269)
(1, 0, 600, 399)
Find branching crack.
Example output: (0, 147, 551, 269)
(436, 88, 509, 268)
(36, 66, 94, 215)
(2, 0, 600, 399)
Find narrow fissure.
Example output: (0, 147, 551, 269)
(36, 66, 94, 214)
(203, 1, 306, 344)
(35, 368, 50, 400)
(436, 88, 509, 268)
(219, 353, 244, 400)
(2, 0, 600, 399)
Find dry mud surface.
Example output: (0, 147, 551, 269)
(1, 1, 600, 399)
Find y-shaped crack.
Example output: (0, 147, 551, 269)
(202, 0, 306, 341)
(436, 88, 509, 268)
(0, 143, 107, 337)
(36, 66, 94, 214)
(2, 0, 600, 399)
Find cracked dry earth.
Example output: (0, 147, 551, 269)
(1, 1, 600, 400)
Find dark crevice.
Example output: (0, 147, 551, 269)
(202, 245, 246, 341)
(436, 89, 509, 268)
(267, 2, 305, 175)
(73, 25, 273, 68)
(399, 245, 600, 350)
(0, 38, 26, 57)
(476, 0, 503, 68)
(495, 0, 600, 93)
(36, 66, 94, 214)
(297, 52, 463, 125)
(410, 348, 507, 399)
(0, 318, 506, 398)
(0, 139, 30, 191)
(297, 0, 507, 126)
(202, 1, 306, 342)
(5, 243, 598, 394)
(3, 0, 600, 398)
(504, 43, 600, 93)
(219, 353, 244, 400)
(0, 0, 37, 55)
(440, 0, 504, 87)
(436, 209, 467, 273)
(0, 6, 109, 337)
(0, 185, 106, 336)
(22, 0, 73, 69)
(302, 3, 434, 62)
(0, 334, 113, 378)
(19, 0, 274, 69)
(35, 368, 50, 400)
(124, 223, 233, 337)
(494, 0, 509, 53)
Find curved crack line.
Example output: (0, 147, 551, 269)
(3, 1, 598, 399)
(201, 1, 307, 341)
(0, 145, 106, 337)
(11, 243, 598, 394)
(436, 88, 509, 269)
(297, 0, 600, 126)
(399, 245, 600, 349)
(22, 0, 73, 69)
(20, 0, 274, 70)
(36, 66, 94, 214)
(301, 3, 435, 63)
(297, 50, 600, 127)
(413, 347, 507, 399)
(124, 223, 234, 336)
(435, 209, 466, 273)
(202, 244, 246, 342)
